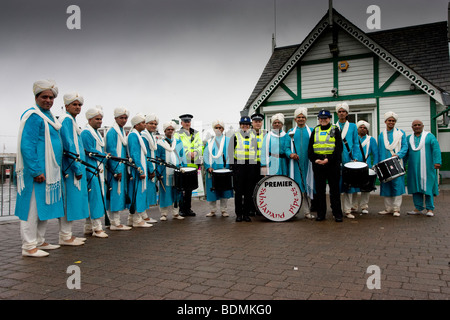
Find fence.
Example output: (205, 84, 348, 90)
(1, 155, 16, 217)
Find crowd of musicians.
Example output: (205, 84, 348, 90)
(16, 80, 442, 257)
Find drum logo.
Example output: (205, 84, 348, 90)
(257, 187, 300, 220)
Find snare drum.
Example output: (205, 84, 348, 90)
(253, 175, 302, 222)
(342, 161, 369, 188)
(374, 157, 405, 183)
(211, 169, 233, 191)
(360, 169, 377, 192)
(174, 167, 198, 190)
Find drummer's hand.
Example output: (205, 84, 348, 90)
(149, 172, 155, 179)
(34, 174, 46, 183)
(290, 154, 299, 160)
(75, 174, 83, 180)
(208, 168, 214, 174)
(115, 173, 122, 181)
(139, 174, 146, 180)
(435, 164, 441, 169)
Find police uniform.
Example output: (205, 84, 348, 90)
(308, 110, 344, 222)
(228, 116, 260, 222)
(250, 113, 265, 215)
(174, 114, 202, 216)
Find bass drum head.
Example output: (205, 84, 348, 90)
(344, 161, 368, 169)
(253, 175, 302, 222)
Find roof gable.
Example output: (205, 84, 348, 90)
(243, 9, 450, 116)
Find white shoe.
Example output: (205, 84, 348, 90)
(305, 213, 315, 219)
(206, 212, 215, 217)
(22, 249, 49, 257)
(76, 237, 87, 242)
(92, 231, 108, 238)
(160, 216, 167, 221)
(378, 210, 392, 215)
(361, 209, 369, 214)
(221, 212, 229, 217)
(173, 214, 185, 220)
(133, 221, 153, 228)
(407, 210, 423, 215)
(393, 211, 401, 217)
(345, 213, 355, 219)
(426, 211, 434, 217)
(59, 238, 85, 246)
(37, 243, 60, 250)
(145, 218, 158, 223)
(110, 224, 132, 231)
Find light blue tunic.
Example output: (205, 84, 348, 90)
(15, 106, 65, 221)
(406, 133, 441, 196)
(80, 129, 106, 220)
(359, 135, 379, 168)
(338, 121, 363, 194)
(60, 114, 89, 221)
(285, 126, 311, 193)
(260, 131, 289, 176)
(127, 131, 149, 213)
(378, 129, 408, 197)
(105, 127, 128, 212)
(155, 138, 186, 208)
(203, 136, 233, 202)
(142, 131, 157, 207)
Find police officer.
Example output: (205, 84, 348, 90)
(228, 116, 259, 222)
(174, 114, 202, 216)
(308, 110, 344, 222)
(250, 113, 265, 215)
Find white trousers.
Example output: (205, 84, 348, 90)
(208, 199, 228, 212)
(107, 211, 122, 226)
(58, 215, 73, 241)
(160, 205, 179, 217)
(20, 187, 48, 251)
(352, 192, 371, 210)
(384, 195, 402, 212)
(85, 218, 103, 232)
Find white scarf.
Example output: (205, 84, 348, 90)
(83, 124, 105, 194)
(141, 129, 158, 182)
(289, 125, 314, 200)
(207, 134, 226, 167)
(409, 131, 429, 190)
(59, 113, 81, 190)
(157, 137, 177, 186)
(127, 129, 147, 192)
(383, 128, 403, 155)
(106, 123, 127, 195)
(16, 105, 62, 205)
(265, 129, 286, 174)
(336, 120, 349, 140)
(360, 135, 372, 161)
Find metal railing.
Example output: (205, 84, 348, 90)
(1, 155, 16, 217)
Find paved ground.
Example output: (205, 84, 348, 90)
(0, 190, 449, 302)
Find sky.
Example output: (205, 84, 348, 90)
(0, 0, 449, 153)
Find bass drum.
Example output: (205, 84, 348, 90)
(342, 161, 368, 189)
(174, 167, 198, 190)
(211, 169, 233, 191)
(253, 175, 302, 222)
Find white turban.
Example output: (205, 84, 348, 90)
(384, 111, 398, 121)
(63, 92, 84, 105)
(85, 105, 104, 120)
(145, 113, 159, 123)
(357, 120, 370, 131)
(114, 107, 130, 118)
(163, 121, 178, 131)
(33, 79, 58, 97)
(271, 113, 285, 124)
(211, 119, 225, 129)
(294, 107, 308, 118)
(131, 113, 146, 127)
(336, 102, 349, 113)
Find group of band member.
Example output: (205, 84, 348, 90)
(16, 79, 442, 257)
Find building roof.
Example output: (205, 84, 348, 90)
(369, 21, 450, 93)
(243, 12, 450, 113)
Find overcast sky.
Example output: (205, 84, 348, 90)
(1, 0, 448, 152)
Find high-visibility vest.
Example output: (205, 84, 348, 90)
(234, 132, 256, 161)
(253, 130, 264, 162)
(313, 125, 337, 155)
(174, 129, 202, 168)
